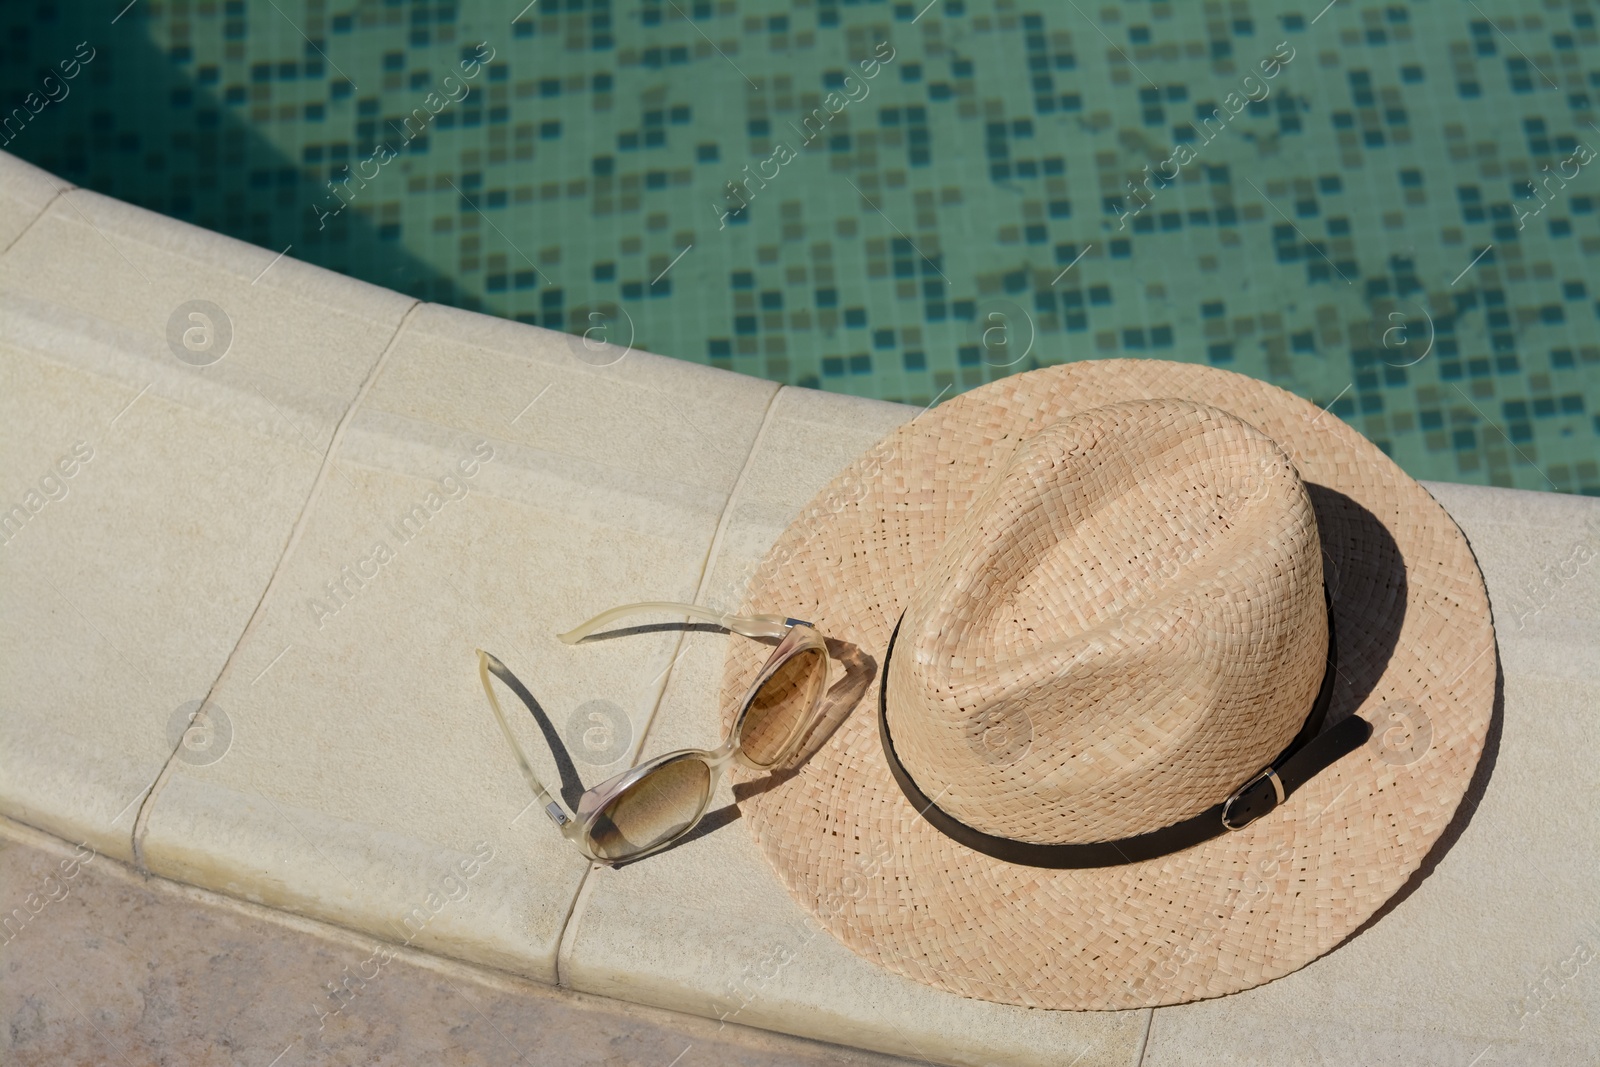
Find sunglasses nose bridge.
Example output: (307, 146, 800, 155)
(710, 725, 744, 765)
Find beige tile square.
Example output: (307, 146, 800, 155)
(139, 306, 780, 983)
(0, 191, 412, 862)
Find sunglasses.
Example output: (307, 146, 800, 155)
(477, 602, 830, 865)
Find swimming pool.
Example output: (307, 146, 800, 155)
(4, 0, 1597, 493)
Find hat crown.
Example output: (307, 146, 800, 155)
(884, 399, 1327, 844)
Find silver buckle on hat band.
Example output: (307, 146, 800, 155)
(1221, 767, 1286, 832)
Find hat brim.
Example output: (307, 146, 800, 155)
(720, 360, 1496, 1010)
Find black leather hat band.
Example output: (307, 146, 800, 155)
(877, 585, 1371, 869)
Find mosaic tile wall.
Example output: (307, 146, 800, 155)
(4, 0, 1599, 492)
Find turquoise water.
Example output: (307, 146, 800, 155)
(3, 1, 1597, 492)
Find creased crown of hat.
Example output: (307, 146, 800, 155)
(886, 399, 1328, 844)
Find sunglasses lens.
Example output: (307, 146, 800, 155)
(738, 646, 827, 768)
(588, 756, 711, 861)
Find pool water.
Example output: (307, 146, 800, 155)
(4, 0, 1598, 493)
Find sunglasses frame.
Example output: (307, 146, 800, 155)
(477, 602, 830, 866)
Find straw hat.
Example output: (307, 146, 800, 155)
(721, 360, 1495, 1010)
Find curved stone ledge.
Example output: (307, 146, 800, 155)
(3, 149, 1597, 1066)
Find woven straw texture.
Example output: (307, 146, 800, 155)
(719, 361, 1495, 1010)
(887, 399, 1328, 844)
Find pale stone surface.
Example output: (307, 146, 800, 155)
(558, 385, 1153, 1067)
(137, 304, 780, 985)
(0, 176, 412, 863)
(4, 147, 1597, 1067)
(0, 816, 923, 1067)
(0, 153, 63, 254)
(1140, 483, 1600, 1067)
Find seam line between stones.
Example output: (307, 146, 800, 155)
(0, 181, 71, 257)
(0, 813, 706, 1028)
(552, 381, 784, 988)
(1133, 1006, 1154, 1067)
(128, 299, 421, 867)
(640, 378, 784, 744)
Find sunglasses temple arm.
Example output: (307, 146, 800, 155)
(476, 650, 579, 835)
(556, 601, 792, 642)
